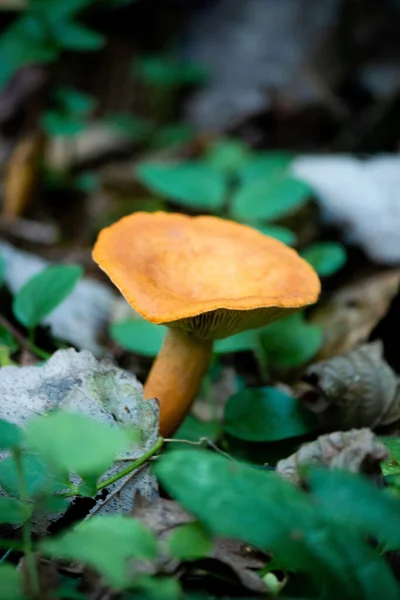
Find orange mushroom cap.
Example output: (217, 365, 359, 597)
(93, 211, 320, 339)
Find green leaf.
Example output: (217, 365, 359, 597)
(26, 411, 130, 480)
(0, 454, 65, 499)
(132, 575, 182, 599)
(0, 420, 23, 450)
(175, 415, 220, 442)
(253, 224, 296, 246)
(12, 264, 83, 329)
(231, 174, 310, 222)
(40, 515, 157, 588)
(260, 313, 323, 368)
(307, 469, 400, 551)
(0, 498, 31, 524)
(215, 330, 257, 354)
(111, 320, 166, 357)
(168, 521, 212, 559)
(41, 110, 85, 137)
(73, 172, 100, 193)
(224, 387, 317, 442)
(136, 55, 206, 87)
(204, 138, 250, 174)
(381, 437, 400, 477)
(106, 113, 152, 139)
(239, 152, 293, 184)
(0, 565, 24, 600)
(151, 124, 195, 149)
(136, 162, 226, 210)
(50, 19, 105, 51)
(0, 326, 19, 353)
(155, 449, 400, 599)
(55, 87, 96, 115)
(301, 242, 347, 277)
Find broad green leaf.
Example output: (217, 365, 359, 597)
(0, 454, 65, 499)
(0, 498, 31, 524)
(136, 162, 226, 210)
(301, 242, 347, 277)
(40, 515, 157, 588)
(41, 110, 85, 137)
(0, 420, 22, 450)
(231, 174, 310, 222)
(260, 313, 323, 368)
(224, 387, 317, 442)
(253, 224, 296, 246)
(131, 576, 182, 599)
(204, 138, 250, 174)
(239, 152, 293, 184)
(55, 86, 96, 115)
(49, 19, 105, 51)
(381, 437, 400, 477)
(307, 469, 400, 551)
(26, 411, 130, 479)
(0, 565, 24, 600)
(136, 55, 206, 87)
(167, 521, 212, 559)
(155, 449, 400, 599)
(175, 415, 220, 442)
(111, 320, 166, 357)
(12, 264, 83, 329)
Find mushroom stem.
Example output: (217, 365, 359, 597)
(144, 328, 213, 437)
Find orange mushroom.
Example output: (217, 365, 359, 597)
(93, 211, 320, 437)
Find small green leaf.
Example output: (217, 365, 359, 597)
(0, 420, 23, 450)
(261, 313, 323, 368)
(136, 55, 206, 87)
(301, 242, 347, 277)
(224, 387, 317, 442)
(12, 264, 83, 329)
(204, 138, 250, 174)
(231, 174, 310, 222)
(40, 515, 157, 588)
(41, 110, 85, 137)
(55, 86, 96, 115)
(175, 415, 220, 442)
(0, 565, 24, 600)
(168, 521, 212, 559)
(253, 224, 296, 246)
(0, 326, 19, 353)
(0, 498, 31, 525)
(50, 19, 105, 51)
(111, 320, 166, 357)
(136, 162, 226, 210)
(0, 454, 65, 500)
(381, 437, 400, 477)
(26, 411, 130, 480)
(308, 469, 400, 552)
(239, 152, 293, 184)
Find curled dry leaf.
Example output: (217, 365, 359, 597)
(310, 270, 400, 360)
(133, 496, 268, 594)
(276, 428, 388, 486)
(0, 348, 159, 532)
(300, 341, 400, 431)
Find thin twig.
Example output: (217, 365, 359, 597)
(0, 315, 50, 360)
(164, 437, 234, 461)
(88, 464, 147, 518)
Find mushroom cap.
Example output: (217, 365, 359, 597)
(93, 211, 320, 340)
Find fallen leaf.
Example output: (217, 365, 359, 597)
(276, 428, 388, 486)
(300, 341, 400, 431)
(0, 242, 116, 356)
(0, 348, 159, 532)
(310, 270, 400, 360)
(292, 155, 400, 263)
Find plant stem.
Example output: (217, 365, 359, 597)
(0, 316, 50, 361)
(61, 436, 164, 499)
(96, 436, 164, 491)
(13, 448, 40, 597)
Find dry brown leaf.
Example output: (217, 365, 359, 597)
(310, 270, 400, 360)
(276, 428, 388, 486)
(300, 341, 400, 431)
